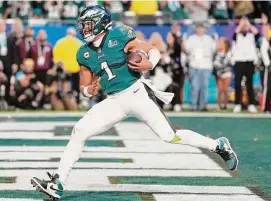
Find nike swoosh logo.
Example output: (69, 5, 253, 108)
(133, 88, 140, 93)
(50, 185, 63, 192)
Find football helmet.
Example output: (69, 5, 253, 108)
(78, 5, 112, 43)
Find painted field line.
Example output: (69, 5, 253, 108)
(0, 199, 43, 201)
(0, 112, 270, 118)
(0, 169, 231, 177)
(0, 152, 204, 160)
(0, 145, 201, 153)
(0, 184, 255, 194)
(153, 194, 265, 201)
(0, 132, 55, 139)
(0, 122, 77, 130)
(0, 153, 222, 169)
(0, 133, 160, 141)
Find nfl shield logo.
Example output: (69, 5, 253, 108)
(84, 52, 90, 59)
(108, 40, 118, 48)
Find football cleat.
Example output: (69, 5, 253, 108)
(215, 137, 239, 171)
(31, 172, 63, 200)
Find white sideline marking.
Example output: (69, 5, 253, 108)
(0, 199, 43, 201)
(0, 154, 222, 169)
(154, 194, 265, 201)
(0, 183, 255, 194)
(1, 152, 203, 160)
(0, 122, 76, 130)
(0, 133, 161, 140)
(0, 145, 201, 153)
(0, 112, 270, 118)
(0, 169, 231, 178)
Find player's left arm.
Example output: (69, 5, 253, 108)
(124, 38, 161, 71)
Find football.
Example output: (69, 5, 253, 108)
(128, 50, 148, 63)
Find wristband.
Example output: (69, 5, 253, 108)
(148, 48, 161, 70)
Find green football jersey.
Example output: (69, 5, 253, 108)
(76, 24, 141, 94)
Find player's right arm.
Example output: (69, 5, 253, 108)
(79, 65, 100, 97)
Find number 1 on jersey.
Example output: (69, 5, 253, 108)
(101, 62, 116, 81)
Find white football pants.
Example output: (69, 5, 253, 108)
(57, 80, 218, 184)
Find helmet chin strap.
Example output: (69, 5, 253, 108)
(84, 34, 96, 43)
(85, 29, 105, 43)
(85, 30, 106, 46)
(84, 21, 111, 44)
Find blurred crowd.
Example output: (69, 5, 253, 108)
(0, 1, 271, 22)
(0, 18, 81, 110)
(140, 15, 271, 114)
(0, 1, 271, 113)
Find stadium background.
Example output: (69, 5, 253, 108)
(10, 23, 262, 103)
(0, 1, 271, 201)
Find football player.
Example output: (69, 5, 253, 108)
(31, 5, 238, 200)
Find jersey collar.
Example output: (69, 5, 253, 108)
(88, 31, 110, 52)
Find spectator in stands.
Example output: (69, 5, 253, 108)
(260, 14, 271, 113)
(18, 26, 35, 64)
(159, 1, 189, 20)
(209, 1, 229, 20)
(165, 23, 185, 112)
(129, 0, 158, 15)
(0, 1, 12, 19)
(214, 37, 232, 110)
(6, 18, 23, 104)
(53, 27, 82, 104)
(61, 1, 85, 23)
(10, 59, 44, 109)
(228, 0, 254, 19)
(184, 23, 216, 111)
(0, 20, 8, 78)
(45, 62, 77, 110)
(16, 0, 31, 21)
(46, 1, 62, 21)
(32, 8, 43, 19)
(102, 0, 123, 19)
(121, 0, 131, 12)
(7, 18, 23, 74)
(31, 1, 47, 18)
(183, 1, 210, 22)
(0, 60, 8, 109)
(231, 17, 259, 113)
(31, 30, 53, 85)
(136, 31, 146, 42)
(0, 19, 8, 109)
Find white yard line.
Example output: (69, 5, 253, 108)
(0, 154, 222, 169)
(153, 194, 265, 201)
(0, 169, 231, 177)
(0, 184, 255, 194)
(0, 199, 43, 201)
(0, 121, 264, 201)
(0, 151, 203, 160)
(0, 146, 201, 153)
(0, 112, 270, 118)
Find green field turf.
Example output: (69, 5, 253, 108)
(0, 114, 270, 201)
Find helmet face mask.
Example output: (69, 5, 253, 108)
(78, 5, 112, 43)
(78, 20, 96, 42)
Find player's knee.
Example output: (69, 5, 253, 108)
(160, 131, 179, 143)
(72, 121, 90, 141)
